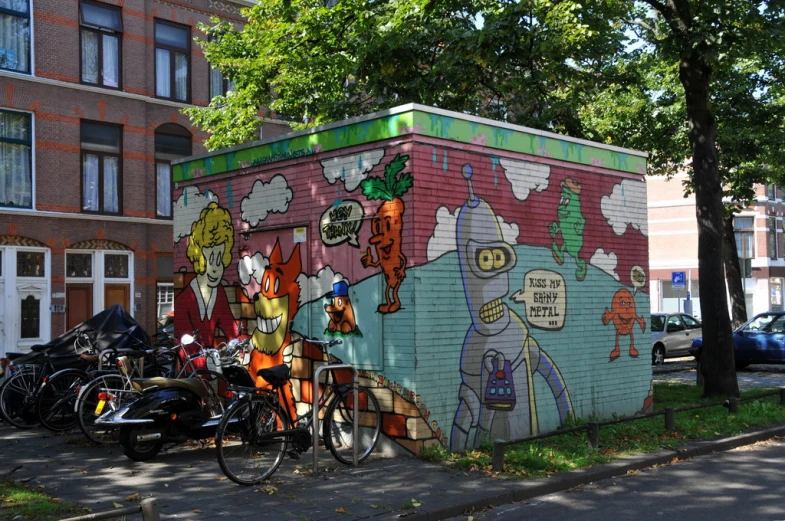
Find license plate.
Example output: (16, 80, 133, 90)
(95, 400, 106, 414)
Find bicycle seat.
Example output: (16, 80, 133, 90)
(48, 352, 82, 362)
(131, 377, 206, 397)
(257, 364, 290, 388)
(5, 352, 26, 360)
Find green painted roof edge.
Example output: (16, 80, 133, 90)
(173, 103, 647, 183)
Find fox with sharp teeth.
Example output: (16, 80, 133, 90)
(248, 239, 303, 420)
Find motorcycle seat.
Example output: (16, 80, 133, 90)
(131, 377, 206, 397)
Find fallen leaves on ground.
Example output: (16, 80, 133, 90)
(125, 492, 140, 502)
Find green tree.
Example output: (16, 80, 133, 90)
(185, 0, 629, 150)
(583, 2, 785, 397)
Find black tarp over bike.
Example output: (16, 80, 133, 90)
(10, 304, 151, 365)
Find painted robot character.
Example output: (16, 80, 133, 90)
(451, 164, 573, 451)
(549, 178, 587, 281)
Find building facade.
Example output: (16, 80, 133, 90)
(648, 173, 784, 319)
(0, 0, 289, 356)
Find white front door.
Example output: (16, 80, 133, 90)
(1, 247, 51, 354)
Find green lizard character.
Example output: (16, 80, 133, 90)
(549, 178, 587, 281)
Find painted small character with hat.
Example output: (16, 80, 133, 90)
(324, 280, 361, 336)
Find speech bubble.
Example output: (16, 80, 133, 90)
(319, 199, 364, 248)
(510, 269, 567, 331)
(630, 265, 647, 295)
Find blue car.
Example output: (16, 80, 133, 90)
(690, 312, 785, 370)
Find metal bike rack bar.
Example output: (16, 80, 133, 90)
(313, 363, 358, 474)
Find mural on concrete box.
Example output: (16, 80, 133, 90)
(173, 116, 652, 455)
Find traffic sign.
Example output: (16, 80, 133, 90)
(672, 271, 686, 290)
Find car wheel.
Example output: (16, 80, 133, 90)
(652, 345, 665, 365)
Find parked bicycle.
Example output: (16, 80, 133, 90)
(0, 330, 101, 430)
(214, 338, 381, 485)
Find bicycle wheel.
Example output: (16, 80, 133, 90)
(216, 395, 289, 485)
(76, 374, 136, 445)
(190, 370, 231, 417)
(37, 369, 89, 432)
(0, 367, 42, 429)
(323, 386, 381, 465)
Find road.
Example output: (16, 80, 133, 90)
(447, 438, 785, 521)
(653, 357, 785, 389)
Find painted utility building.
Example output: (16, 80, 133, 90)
(172, 104, 651, 454)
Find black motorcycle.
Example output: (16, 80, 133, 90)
(97, 337, 254, 461)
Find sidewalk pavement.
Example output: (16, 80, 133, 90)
(1, 422, 785, 521)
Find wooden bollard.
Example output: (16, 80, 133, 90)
(665, 407, 676, 431)
(492, 440, 505, 473)
(587, 422, 599, 449)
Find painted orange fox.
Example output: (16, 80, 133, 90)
(248, 239, 302, 420)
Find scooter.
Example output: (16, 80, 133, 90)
(96, 335, 254, 461)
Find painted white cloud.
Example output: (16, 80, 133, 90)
(590, 248, 620, 281)
(173, 187, 219, 243)
(426, 206, 519, 261)
(237, 253, 269, 299)
(321, 150, 385, 192)
(241, 174, 293, 227)
(500, 159, 550, 201)
(296, 266, 346, 305)
(601, 179, 648, 236)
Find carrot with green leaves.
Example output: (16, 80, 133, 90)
(360, 154, 412, 313)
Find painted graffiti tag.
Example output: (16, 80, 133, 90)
(510, 269, 567, 331)
(319, 200, 364, 248)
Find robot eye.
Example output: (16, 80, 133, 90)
(477, 249, 494, 271)
(492, 249, 507, 269)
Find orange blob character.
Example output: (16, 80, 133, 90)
(602, 288, 646, 361)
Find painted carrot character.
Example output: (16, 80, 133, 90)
(360, 154, 412, 313)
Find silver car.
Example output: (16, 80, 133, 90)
(651, 313, 702, 365)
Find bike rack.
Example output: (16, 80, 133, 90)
(312, 363, 358, 474)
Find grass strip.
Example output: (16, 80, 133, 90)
(0, 480, 91, 521)
(421, 383, 785, 478)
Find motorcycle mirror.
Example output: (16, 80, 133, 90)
(181, 334, 195, 346)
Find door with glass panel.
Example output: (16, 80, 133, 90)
(11, 249, 50, 352)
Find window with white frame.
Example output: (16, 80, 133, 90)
(770, 217, 778, 260)
(735, 216, 755, 277)
(157, 283, 173, 320)
(81, 121, 122, 214)
(0, 0, 30, 74)
(80, 1, 122, 88)
(155, 20, 190, 102)
(66, 252, 93, 278)
(0, 109, 32, 208)
(209, 66, 235, 100)
(155, 124, 191, 218)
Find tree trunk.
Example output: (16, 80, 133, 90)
(679, 53, 739, 398)
(723, 212, 748, 329)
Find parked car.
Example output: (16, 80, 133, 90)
(651, 313, 702, 365)
(690, 312, 785, 370)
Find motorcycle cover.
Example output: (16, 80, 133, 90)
(10, 304, 151, 366)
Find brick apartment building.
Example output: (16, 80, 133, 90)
(0, 0, 289, 356)
(648, 173, 785, 319)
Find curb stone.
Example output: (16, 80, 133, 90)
(395, 423, 785, 521)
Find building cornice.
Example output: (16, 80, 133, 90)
(0, 70, 195, 110)
(0, 208, 173, 226)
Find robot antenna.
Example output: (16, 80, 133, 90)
(462, 164, 478, 206)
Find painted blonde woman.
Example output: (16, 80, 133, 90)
(175, 202, 240, 349)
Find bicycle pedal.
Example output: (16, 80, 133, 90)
(287, 450, 300, 460)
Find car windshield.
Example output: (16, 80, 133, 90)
(651, 315, 665, 332)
